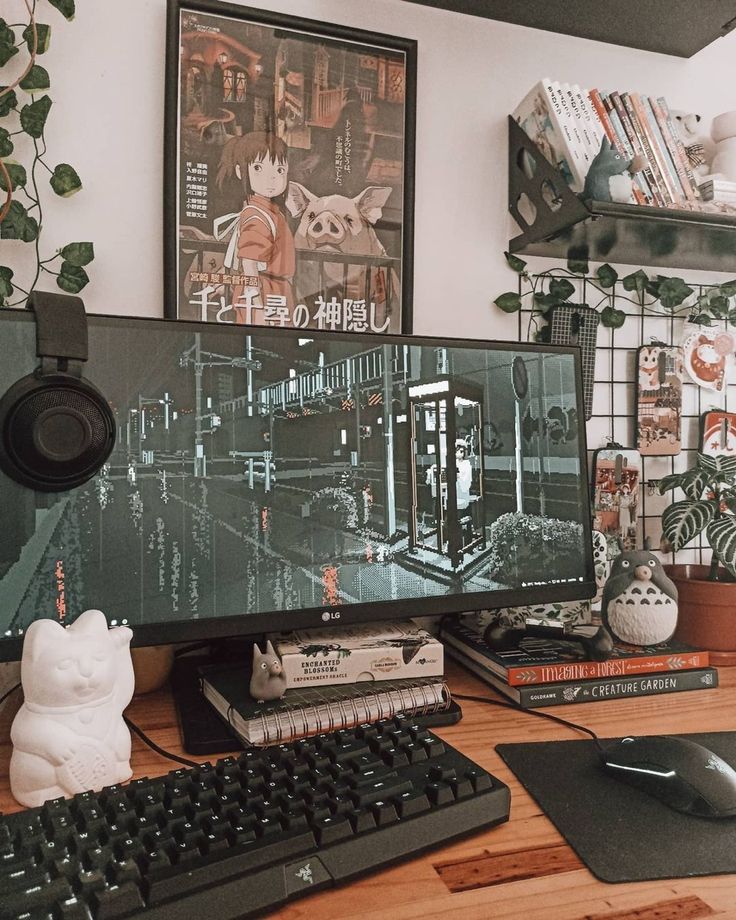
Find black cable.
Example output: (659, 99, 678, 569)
(453, 691, 605, 754)
(0, 681, 21, 708)
(123, 715, 200, 769)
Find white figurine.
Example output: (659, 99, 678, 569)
(249, 640, 288, 702)
(10, 609, 135, 808)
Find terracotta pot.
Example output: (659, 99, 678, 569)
(131, 645, 175, 695)
(665, 564, 736, 666)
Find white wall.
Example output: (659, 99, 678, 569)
(4, 0, 736, 340)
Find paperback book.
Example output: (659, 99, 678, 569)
(440, 617, 709, 686)
(446, 643, 717, 709)
(199, 663, 451, 746)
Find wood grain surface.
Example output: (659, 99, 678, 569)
(2, 658, 736, 920)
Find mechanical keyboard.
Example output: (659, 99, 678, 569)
(0, 716, 510, 919)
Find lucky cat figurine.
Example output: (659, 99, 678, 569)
(249, 640, 288, 702)
(10, 609, 135, 808)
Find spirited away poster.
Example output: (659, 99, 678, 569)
(164, 0, 416, 333)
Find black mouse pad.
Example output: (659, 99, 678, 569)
(496, 731, 736, 883)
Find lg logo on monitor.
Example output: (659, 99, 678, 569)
(322, 610, 342, 622)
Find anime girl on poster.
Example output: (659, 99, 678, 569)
(214, 131, 296, 325)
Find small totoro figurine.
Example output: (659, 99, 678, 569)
(602, 550, 678, 646)
(582, 137, 642, 204)
(249, 640, 288, 702)
(10, 609, 135, 808)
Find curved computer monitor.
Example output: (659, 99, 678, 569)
(0, 312, 595, 660)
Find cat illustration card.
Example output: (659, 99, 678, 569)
(635, 344, 683, 456)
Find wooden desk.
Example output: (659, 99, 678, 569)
(2, 660, 736, 920)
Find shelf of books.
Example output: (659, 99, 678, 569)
(508, 80, 736, 273)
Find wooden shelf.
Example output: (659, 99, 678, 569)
(507, 116, 736, 274)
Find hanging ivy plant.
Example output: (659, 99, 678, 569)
(493, 251, 736, 341)
(0, 0, 93, 306)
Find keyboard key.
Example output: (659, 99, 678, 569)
(312, 815, 353, 846)
(90, 883, 145, 920)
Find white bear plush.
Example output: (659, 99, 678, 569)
(10, 609, 134, 808)
(671, 110, 715, 182)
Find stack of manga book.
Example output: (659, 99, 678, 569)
(513, 79, 728, 213)
(441, 617, 716, 709)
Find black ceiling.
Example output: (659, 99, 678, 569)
(401, 0, 736, 57)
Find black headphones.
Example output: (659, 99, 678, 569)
(0, 291, 116, 492)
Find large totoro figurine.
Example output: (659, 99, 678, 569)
(10, 609, 134, 808)
(249, 640, 288, 702)
(602, 550, 678, 646)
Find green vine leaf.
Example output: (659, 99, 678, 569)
(0, 265, 13, 301)
(59, 242, 94, 267)
(22, 22, 51, 54)
(707, 295, 729, 318)
(0, 19, 18, 68)
(20, 95, 52, 139)
(645, 278, 661, 299)
(533, 292, 561, 313)
(622, 269, 649, 300)
(717, 280, 736, 298)
(50, 163, 81, 196)
(0, 200, 39, 242)
(57, 261, 89, 294)
(0, 127, 12, 158)
(600, 306, 626, 328)
(692, 313, 713, 326)
(47, 0, 76, 21)
(504, 251, 527, 274)
(549, 278, 575, 300)
(494, 292, 521, 313)
(596, 263, 618, 288)
(657, 277, 694, 309)
(0, 87, 17, 118)
(19, 65, 51, 95)
(0, 161, 27, 192)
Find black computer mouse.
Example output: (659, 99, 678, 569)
(600, 735, 736, 818)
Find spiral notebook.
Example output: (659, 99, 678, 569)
(199, 663, 452, 747)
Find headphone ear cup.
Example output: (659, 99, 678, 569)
(0, 372, 116, 492)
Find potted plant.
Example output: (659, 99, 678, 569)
(658, 452, 736, 663)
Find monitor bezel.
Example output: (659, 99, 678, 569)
(0, 311, 596, 660)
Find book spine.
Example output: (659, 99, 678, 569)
(641, 94, 687, 203)
(588, 88, 619, 148)
(516, 667, 717, 708)
(557, 81, 592, 170)
(607, 92, 659, 206)
(506, 650, 710, 686)
(564, 84, 595, 159)
(513, 79, 580, 191)
(649, 95, 696, 201)
(658, 96, 702, 200)
(627, 92, 677, 205)
(602, 92, 650, 205)
(576, 85, 605, 151)
(617, 92, 667, 207)
(544, 79, 587, 190)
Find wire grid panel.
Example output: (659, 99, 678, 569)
(516, 274, 736, 565)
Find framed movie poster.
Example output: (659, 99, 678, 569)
(164, 0, 416, 333)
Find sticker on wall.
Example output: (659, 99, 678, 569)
(681, 324, 734, 392)
(635, 344, 683, 456)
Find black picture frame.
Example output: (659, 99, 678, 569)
(164, 0, 416, 334)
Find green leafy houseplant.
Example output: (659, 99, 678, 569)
(0, 0, 93, 305)
(495, 252, 736, 338)
(659, 453, 736, 581)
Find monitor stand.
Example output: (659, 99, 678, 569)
(170, 639, 253, 757)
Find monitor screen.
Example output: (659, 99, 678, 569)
(0, 312, 595, 659)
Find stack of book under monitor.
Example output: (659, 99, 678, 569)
(440, 617, 716, 709)
(199, 621, 452, 747)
